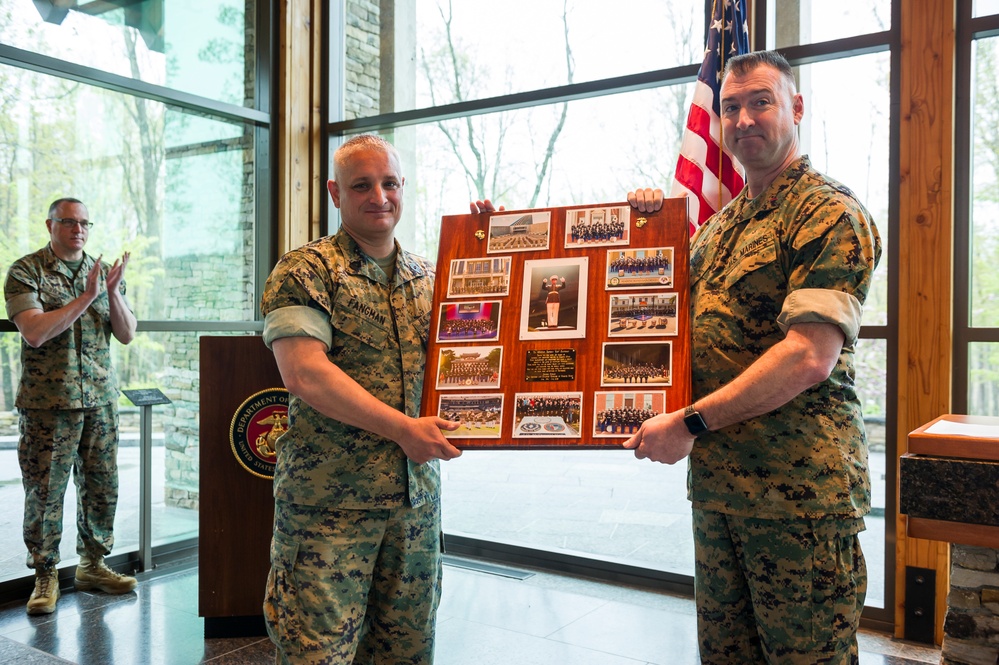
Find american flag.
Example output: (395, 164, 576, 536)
(670, 0, 751, 235)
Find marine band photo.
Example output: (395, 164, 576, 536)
(512, 392, 583, 438)
(486, 211, 551, 253)
(437, 393, 504, 439)
(600, 341, 673, 387)
(605, 246, 674, 289)
(608, 292, 679, 337)
(591, 390, 666, 438)
(436, 300, 502, 342)
(563, 205, 630, 249)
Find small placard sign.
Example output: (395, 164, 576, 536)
(122, 388, 172, 407)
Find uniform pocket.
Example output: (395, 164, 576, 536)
(721, 234, 779, 291)
(263, 530, 302, 651)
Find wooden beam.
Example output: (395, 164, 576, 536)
(896, 0, 956, 645)
(277, 0, 324, 256)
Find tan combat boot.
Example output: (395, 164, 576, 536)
(26, 568, 60, 615)
(75, 556, 137, 594)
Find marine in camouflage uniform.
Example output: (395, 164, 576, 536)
(260, 135, 460, 664)
(4, 198, 137, 613)
(626, 51, 881, 664)
(689, 155, 880, 663)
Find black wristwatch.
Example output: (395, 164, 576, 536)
(683, 405, 709, 436)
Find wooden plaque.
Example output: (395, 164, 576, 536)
(420, 199, 691, 448)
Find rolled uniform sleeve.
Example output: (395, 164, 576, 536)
(777, 288, 863, 348)
(260, 251, 334, 349)
(4, 259, 42, 318)
(263, 305, 333, 349)
(5, 291, 42, 319)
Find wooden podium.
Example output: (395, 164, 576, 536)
(199, 335, 283, 637)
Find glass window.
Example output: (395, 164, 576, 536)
(771, 0, 891, 48)
(796, 54, 891, 327)
(970, 38, 999, 328)
(968, 343, 999, 416)
(855, 337, 887, 608)
(0, 64, 258, 324)
(975, 1, 999, 17)
(364, 84, 691, 258)
(442, 449, 693, 574)
(0, 0, 255, 107)
(343, 0, 701, 119)
(0, 0, 269, 596)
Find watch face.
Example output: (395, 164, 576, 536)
(684, 411, 708, 435)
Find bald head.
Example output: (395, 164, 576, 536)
(333, 135, 403, 184)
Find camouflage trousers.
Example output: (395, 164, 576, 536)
(18, 405, 120, 571)
(264, 499, 442, 665)
(692, 507, 867, 665)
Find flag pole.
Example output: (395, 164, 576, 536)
(715, 0, 725, 215)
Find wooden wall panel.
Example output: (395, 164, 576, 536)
(896, 0, 956, 644)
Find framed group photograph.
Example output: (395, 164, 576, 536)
(435, 345, 503, 390)
(600, 341, 673, 387)
(438, 393, 504, 439)
(421, 198, 691, 449)
(592, 390, 666, 438)
(605, 247, 675, 289)
(608, 293, 679, 337)
(436, 300, 502, 342)
(512, 392, 584, 438)
(564, 205, 630, 249)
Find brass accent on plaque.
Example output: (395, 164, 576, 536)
(636, 217, 648, 228)
(475, 230, 486, 240)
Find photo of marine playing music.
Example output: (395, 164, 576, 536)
(563, 205, 630, 249)
(520, 257, 588, 341)
(600, 341, 672, 387)
(436, 300, 501, 342)
(605, 246, 674, 289)
(435, 345, 502, 390)
(592, 391, 666, 438)
(608, 293, 679, 337)
(512, 392, 583, 438)
(437, 393, 503, 439)
(487, 211, 551, 253)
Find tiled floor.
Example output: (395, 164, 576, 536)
(0, 557, 941, 665)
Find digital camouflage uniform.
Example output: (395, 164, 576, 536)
(260, 228, 439, 664)
(688, 157, 881, 664)
(4, 244, 129, 572)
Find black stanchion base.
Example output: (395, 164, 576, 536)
(204, 615, 268, 638)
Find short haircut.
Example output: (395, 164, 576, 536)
(48, 197, 85, 219)
(332, 135, 402, 182)
(723, 50, 797, 96)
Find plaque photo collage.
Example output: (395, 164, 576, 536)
(424, 200, 690, 448)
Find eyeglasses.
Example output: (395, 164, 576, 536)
(51, 218, 92, 230)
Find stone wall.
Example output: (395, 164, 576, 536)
(942, 543, 999, 664)
(345, 0, 381, 119)
(159, 247, 254, 509)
